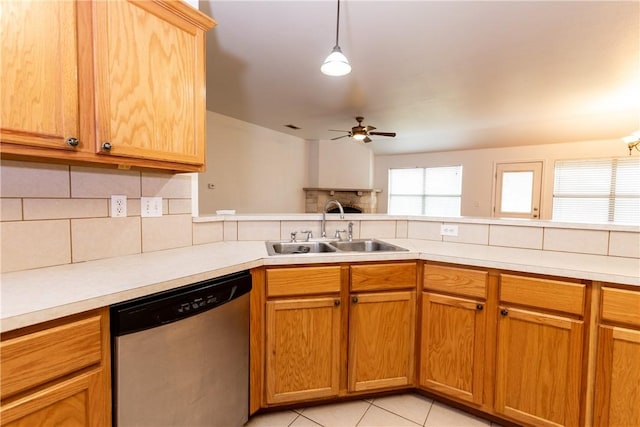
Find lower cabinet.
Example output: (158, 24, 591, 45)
(0, 308, 111, 426)
(420, 292, 485, 405)
(494, 274, 586, 427)
(419, 264, 488, 406)
(593, 286, 640, 426)
(265, 297, 341, 404)
(348, 291, 416, 392)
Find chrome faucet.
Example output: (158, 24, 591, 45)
(321, 199, 344, 238)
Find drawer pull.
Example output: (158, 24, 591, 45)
(352, 296, 358, 304)
(66, 137, 79, 147)
(101, 142, 112, 152)
(476, 304, 484, 311)
(500, 309, 509, 316)
(334, 299, 341, 306)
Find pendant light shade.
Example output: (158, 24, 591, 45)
(321, 46, 351, 76)
(321, 0, 351, 76)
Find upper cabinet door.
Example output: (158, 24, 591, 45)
(0, 1, 81, 151)
(93, 0, 209, 166)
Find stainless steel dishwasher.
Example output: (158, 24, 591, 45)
(110, 270, 252, 427)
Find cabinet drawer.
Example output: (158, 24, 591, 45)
(351, 263, 417, 292)
(423, 264, 487, 299)
(267, 266, 342, 297)
(601, 287, 640, 327)
(1, 313, 103, 400)
(500, 274, 585, 316)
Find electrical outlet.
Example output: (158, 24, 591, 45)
(440, 224, 459, 237)
(111, 195, 127, 218)
(141, 197, 162, 217)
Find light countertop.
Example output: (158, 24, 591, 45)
(1, 239, 638, 333)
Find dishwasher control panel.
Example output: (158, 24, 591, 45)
(111, 271, 252, 336)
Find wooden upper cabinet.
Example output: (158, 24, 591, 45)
(93, 0, 210, 167)
(0, 0, 215, 172)
(0, 1, 82, 151)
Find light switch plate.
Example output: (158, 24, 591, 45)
(441, 224, 459, 236)
(141, 197, 162, 217)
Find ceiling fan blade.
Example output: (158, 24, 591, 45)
(328, 129, 350, 132)
(364, 125, 376, 132)
(363, 136, 372, 143)
(331, 135, 350, 140)
(368, 132, 396, 137)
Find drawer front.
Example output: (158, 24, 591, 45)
(500, 274, 585, 316)
(351, 262, 417, 292)
(423, 264, 487, 299)
(601, 287, 640, 327)
(267, 266, 342, 297)
(1, 314, 103, 400)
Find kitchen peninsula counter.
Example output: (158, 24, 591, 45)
(1, 238, 638, 333)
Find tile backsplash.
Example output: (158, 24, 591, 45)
(1, 160, 194, 273)
(2, 159, 639, 274)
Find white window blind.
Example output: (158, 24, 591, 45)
(388, 166, 462, 216)
(552, 158, 640, 224)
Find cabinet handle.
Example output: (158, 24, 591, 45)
(352, 296, 358, 303)
(102, 142, 112, 152)
(334, 299, 341, 306)
(66, 137, 79, 147)
(500, 309, 509, 316)
(476, 304, 484, 311)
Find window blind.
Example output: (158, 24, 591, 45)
(552, 158, 640, 224)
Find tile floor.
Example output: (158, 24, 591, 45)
(245, 393, 503, 427)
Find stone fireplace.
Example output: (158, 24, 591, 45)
(303, 188, 381, 214)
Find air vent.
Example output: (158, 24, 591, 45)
(284, 124, 301, 130)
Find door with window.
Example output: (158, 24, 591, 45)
(494, 162, 542, 219)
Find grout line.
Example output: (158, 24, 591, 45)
(423, 399, 434, 427)
(354, 401, 373, 427)
(367, 401, 423, 426)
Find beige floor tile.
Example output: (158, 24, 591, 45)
(291, 415, 323, 426)
(301, 400, 370, 427)
(245, 410, 298, 427)
(371, 393, 433, 425)
(357, 405, 421, 427)
(424, 402, 490, 427)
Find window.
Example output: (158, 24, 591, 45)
(494, 162, 542, 219)
(552, 158, 640, 224)
(388, 166, 462, 216)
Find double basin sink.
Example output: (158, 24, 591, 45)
(266, 239, 407, 256)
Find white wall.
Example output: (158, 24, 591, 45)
(198, 111, 308, 214)
(307, 139, 374, 189)
(374, 138, 625, 218)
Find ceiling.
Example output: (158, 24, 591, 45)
(200, 1, 640, 155)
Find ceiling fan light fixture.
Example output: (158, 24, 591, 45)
(321, 0, 351, 77)
(321, 46, 351, 76)
(352, 132, 366, 141)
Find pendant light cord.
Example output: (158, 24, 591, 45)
(334, 0, 341, 48)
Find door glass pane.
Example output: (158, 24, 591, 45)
(501, 171, 533, 213)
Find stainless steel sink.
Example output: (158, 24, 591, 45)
(266, 239, 407, 255)
(329, 239, 408, 252)
(266, 241, 337, 256)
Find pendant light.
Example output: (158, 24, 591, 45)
(321, 0, 351, 76)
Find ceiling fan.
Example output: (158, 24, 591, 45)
(329, 116, 396, 143)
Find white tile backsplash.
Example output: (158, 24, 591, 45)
(70, 166, 140, 198)
(360, 221, 397, 239)
(0, 198, 22, 221)
(142, 173, 191, 198)
(609, 231, 640, 258)
(142, 214, 193, 252)
(71, 217, 141, 262)
(490, 225, 543, 249)
(543, 228, 609, 255)
(443, 223, 489, 245)
(23, 198, 107, 220)
(237, 221, 281, 241)
(1, 220, 71, 272)
(193, 221, 224, 245)
(1, 160, 70, 198)
(407, 221, 442, 241)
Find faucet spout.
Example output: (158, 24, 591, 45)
(321, 199, 344, 238)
